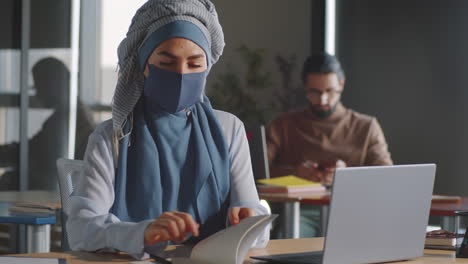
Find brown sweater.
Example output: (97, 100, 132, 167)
(267, 103, 393, 178)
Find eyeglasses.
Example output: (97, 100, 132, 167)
(305, 88, 342, 99)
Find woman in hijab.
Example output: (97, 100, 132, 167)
(67, 0, 269, 259)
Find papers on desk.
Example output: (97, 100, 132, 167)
(257, 175, 325, 193)
(8, 203, 55, 216)
(425, 230, 456, 250)
(13, 202, 60, 210)
(171, 214, 277, 264)
(0, 257, 65, 264)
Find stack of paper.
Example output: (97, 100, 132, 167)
(256, 175, 325, 193)
(8, 203, 55, 216)
(424, 229, 456, 250)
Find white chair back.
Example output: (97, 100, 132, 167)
(56, 158, 84, 251)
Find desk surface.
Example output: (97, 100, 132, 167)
(260, 191, 468, 216)
(11, 238, 468, 263)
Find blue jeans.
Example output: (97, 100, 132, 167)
(300, 204, 321, 238)
(270, 203, 321, 238)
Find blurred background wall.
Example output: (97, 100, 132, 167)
(206, 0, 312, 123)
(335, 0, 468, 195)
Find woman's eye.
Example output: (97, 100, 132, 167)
(159, 62, 174, 66)
(189, 63, 202, 68)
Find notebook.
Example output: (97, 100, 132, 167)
(170, 214, 277, 264)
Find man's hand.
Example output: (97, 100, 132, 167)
(319, 159, 347, 186)
(144, 211, 199, 245)
(228, 207, 255, 225)
(296, 160, 324, 182)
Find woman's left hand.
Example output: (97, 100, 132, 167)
(228, 207, 255, 225)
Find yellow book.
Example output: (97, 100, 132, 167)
(257, 175, 321, 187)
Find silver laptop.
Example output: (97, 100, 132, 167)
(252, 164, 436, 264)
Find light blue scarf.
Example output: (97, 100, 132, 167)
(111, 96, 230, 241)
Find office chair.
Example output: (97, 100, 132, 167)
(245, 124, 272, 215)
(244, 124, 270, 181)
(56, 158, 84, 251)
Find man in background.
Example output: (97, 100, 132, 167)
(0, 57, 95, 191)
(267, 52, 392, 237)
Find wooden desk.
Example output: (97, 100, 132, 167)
(260, 191, 466, 238)
(430, 196, 468, 216)
(10, 238, 468, 263)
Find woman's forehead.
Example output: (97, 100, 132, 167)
(152, 38, 206, 57)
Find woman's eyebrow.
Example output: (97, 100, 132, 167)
(188, 54, 205, 60)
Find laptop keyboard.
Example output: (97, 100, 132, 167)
(251, 251, 323, 264)
(279, 253, 323, 263)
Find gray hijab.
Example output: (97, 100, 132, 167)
(112, 0, 225, 138)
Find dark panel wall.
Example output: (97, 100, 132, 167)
(336, 0, 468, 195)
(0, 0, 71, 49)
(30, 0, 71, 48)
(310, 0, 325, 54)
(0, 1, 21, 48)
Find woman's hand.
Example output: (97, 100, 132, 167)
(228, 207, 255, 225)
(144, 211, 200, 245)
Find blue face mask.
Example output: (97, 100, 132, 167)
(143, 65, 207, 113)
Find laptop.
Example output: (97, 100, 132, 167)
(252, 164, 436, 264)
